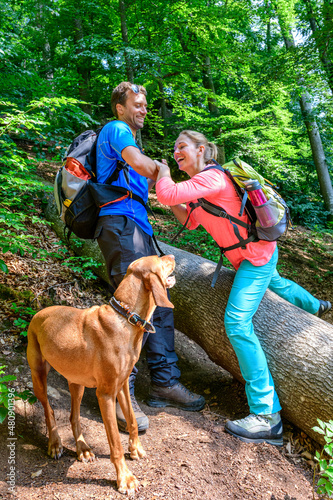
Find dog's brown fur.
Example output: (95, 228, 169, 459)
(27, 254, 176, 496)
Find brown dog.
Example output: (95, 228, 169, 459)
(27, 254, 176, 496)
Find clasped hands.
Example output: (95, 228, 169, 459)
(154, 159, 171, 181)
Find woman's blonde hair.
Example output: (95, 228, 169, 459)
(179, 130, 218, 164)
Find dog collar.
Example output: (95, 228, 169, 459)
(109, 297, 156, 334)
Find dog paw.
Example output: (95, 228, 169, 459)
(76, 441, 95, 462)
(48, 441, 63, 460)
(117, 472, 140, 496)
(129, 437, 146, 460)
(78, 449, 96, 462)
(137, 444, 146, 459)
(129, 444, 146, 460)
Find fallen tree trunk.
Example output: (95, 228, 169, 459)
(45, 195, 333, 444)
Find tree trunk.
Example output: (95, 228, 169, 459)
(303, 0, 333, 94)
(157, 76, 170, 154)
(202, 56, 225, 165)
(44, 194, 333, 444)
(299, 90, 333, 216)
(280, 25, 333, 219)
(118, 0, 141, 145)
(119, 0, 134, 83)
(73, 17, 91, 115)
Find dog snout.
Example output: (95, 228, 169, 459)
(162, 254, 175, 267)
(166, 275, 176, 289)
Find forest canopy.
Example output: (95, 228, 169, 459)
(1, 0, 333, 228)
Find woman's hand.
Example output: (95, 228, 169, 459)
(154, 159, 171, 181)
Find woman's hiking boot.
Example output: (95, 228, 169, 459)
(224, 412, 283, 446)
(316, 300, 332, 318)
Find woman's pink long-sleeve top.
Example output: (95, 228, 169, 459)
(155, 167, 276, 270)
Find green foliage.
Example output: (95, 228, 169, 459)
(0, 259, 8, 273)
(0, 365, 16, 424)
(313, 419, 333, 498)
(61, 256, 102, 280)
(0, 94, 98, 267)
(10, 303, 37, 337)
(0, 365, 36, 424)
(0, 0, 332, 249)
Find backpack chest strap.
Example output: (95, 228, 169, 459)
(195, 198, 251, 230)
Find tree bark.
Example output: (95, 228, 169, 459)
(44, 194, 333, 444)
(73, 16, 91, 115)
(303, 0, 333, 94)
(202, 55, 225, 165)
(299, 90, 333, 217)
(280, 23, 333, 219)
(157, 76, 168, 145)
(119, 0, 134, 83)
(118, 0, 141, 146)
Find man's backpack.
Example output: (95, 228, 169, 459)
(54, 127, 149, 240)
(173, 158, 291, 287)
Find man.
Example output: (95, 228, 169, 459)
(94, 81, 205, 432)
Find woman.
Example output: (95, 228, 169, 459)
(154, 130, 331, 446)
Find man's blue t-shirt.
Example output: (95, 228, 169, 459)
(96, 120, 152, 236)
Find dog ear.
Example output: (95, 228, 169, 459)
(144, 273, 174, 308)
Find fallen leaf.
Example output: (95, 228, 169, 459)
(31, 469, 42, 478)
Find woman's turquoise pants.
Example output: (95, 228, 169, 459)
(224, 247, 320, 415)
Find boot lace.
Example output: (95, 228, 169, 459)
(176, 382, 195, 399)
(237, 414, 270, 425)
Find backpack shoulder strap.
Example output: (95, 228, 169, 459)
(195, 162, 252, 229)
(102, 130, 143, 186)
(104, 160, 128, 185)
(170, 163, 252, 245)
(85, 125, 106, 180)
(202, 161, 225, 174)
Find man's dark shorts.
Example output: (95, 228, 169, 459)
(94, 214, 180, 387)
(94, 214, 157, 289)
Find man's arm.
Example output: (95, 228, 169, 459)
(147, 179, 156, 191)
(121, 145, 158, 180)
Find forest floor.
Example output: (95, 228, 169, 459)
(0, 150, 333, 499)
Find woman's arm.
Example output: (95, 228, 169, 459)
(156, 170, 223, 206)
(154, 160, 189, 225)
(170, 204, 188, 225)
(155, 159, 171, 182)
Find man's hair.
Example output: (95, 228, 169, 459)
(111, 82, 147, 118)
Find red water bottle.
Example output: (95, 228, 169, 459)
(243, 179, 267, 206)
(243, 179, 278, 227)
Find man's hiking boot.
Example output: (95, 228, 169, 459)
(316, 300, 332, 319)
(224, 412, 283, 446)
(116, 395, 149, 433)
(147, 381, 205, 411)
